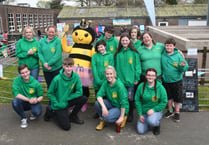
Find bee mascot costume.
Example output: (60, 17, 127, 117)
(62, 19, 96, 111)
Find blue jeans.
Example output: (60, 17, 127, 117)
(136, 112, 162, 134)
(126, 86, 135, 101)
(30, 67, 39, 80)
(12, 98, 42, 119)
(94, 99, 120, 123)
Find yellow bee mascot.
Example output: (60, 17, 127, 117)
(62, 19, 96, 111)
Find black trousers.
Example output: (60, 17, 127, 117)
(53, 96, 87, 131)
(43, 67, 62, 88)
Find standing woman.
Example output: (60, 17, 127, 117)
(129, 27, 141, 50)
(16, 26, 40, 80)
(114, 33, 141, 122)
(95, 66, 129, 131)
(135, 68, 167, 135)
(38, 26, 63, 88)
(138, 32, 165, 82)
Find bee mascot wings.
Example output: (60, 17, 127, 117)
(61, 19, 96, 101)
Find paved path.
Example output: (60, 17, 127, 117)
(0, 104, 208, 145)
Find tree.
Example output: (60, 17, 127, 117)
(50, 0, 63, 9)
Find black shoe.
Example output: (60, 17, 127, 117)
(70, 115, 84, 124)
(93, 113, 99, 119)
(153, 126, 160, 135)
(127, 114, 133, 122)
(172, 113, 180, 122)
(164, 111, 174, 118)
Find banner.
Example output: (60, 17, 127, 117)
(144, 0, 156, 26)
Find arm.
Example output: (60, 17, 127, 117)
(61, 35, 72, 53)
(115, 108, 125, 125)
(91, 54, 103, 85)
(47, 79, 59, 107)
(135, 84, 143, 115)
(67, 76, 83, 100)
(38, 40, 47, 65)
(97, 97, 108, 117)
(178, 55, 189, 72)
(15, 40, 28, 58)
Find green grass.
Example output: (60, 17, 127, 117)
(0, 64, 208, 109)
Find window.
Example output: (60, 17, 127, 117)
(8, 13, 15, 32)
(29, 14, 33, 27)
(47, 15, 50, 26)
(34, 14, 38, 28)
(158, 22, 168, 26)
(39, 15, 43, 28)
(43, 15, 47, 27)
(16, 13, 22, 32)
(50, 15, 53, 25)
(23, 14, 28, 27)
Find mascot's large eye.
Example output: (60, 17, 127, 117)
(75, 32, 78, 36)
(84, 33, 88, 37)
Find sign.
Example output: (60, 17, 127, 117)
(187, 48, 197, 56)
(57, 23, 66, 38)
(113, 19, 131, 26)
(0, 64, 3, 78)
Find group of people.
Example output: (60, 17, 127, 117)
(12, 25, 188, 136)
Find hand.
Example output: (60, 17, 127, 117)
(134, 81, 138, 85)
(179, 61, 186, 66)
(115, 116, 123, 125)
(29, 98, 38, 104)
(44, 63, 51, 70)
(139, 115, 144, 123)
(147, 109, 154, 116)
(28, 49, 34, 55)
(102, 107, 108, 117)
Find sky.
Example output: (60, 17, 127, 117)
(16, 0, 39, 7)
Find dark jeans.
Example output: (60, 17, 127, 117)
(43, 67, 62, 88)
(12, 98, 42, 119)
(48, 96, 87, 131)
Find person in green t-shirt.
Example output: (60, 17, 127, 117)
(95, 66, 129, 131)
(129, 27, 141, 51)
(135, 68, 168, 135)
(114, 33, 141, 123)
(16, 26, 40, 80)
(12, 64, 43, 128)
(162, 38, 188, 123)
(45, 57, 87, 131)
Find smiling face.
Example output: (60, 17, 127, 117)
(47, 27, 56, 40)
(142, 33, 153, 46)
(97, 44, 106, 55)
(25, 28, 33, 40)
(72, 29, 93, 44)
(165, 43, 175, 54)
(20, 67, 30, 82)
(63, 65, 74, 77)
(105, 68, 116, 84)
(121, 36, 130, 49)
(130, 28, 138, 39)
(146, 70, 157, 84)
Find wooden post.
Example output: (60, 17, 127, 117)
(200, 46, 207, 85)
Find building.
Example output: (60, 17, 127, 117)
(0, 5, 60, 36)
(57, 4, 207, 35)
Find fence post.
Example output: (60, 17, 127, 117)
(200, 46, 207, 85)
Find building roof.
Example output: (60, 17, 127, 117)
(58, 4, 207, 19)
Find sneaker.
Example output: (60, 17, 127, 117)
(81, 103, 87, 112)
(20, 118, 28, 128)
(164, 111, 174, 118)
(70, 115, 84, 124)
(29, 114, 37, 121)
(96, 120, 105, 131)
(172, 113, 180, 122)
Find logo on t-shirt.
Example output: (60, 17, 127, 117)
(152, 95, 158, 102)
(173, 61, 178, 67)
(110, 47, 114, 52)
(128, 57, 133, 64)
(112, 92, 118, 98)
(70, 83, 74, 89)
(32, 47, 37, 52)
(51, 47, 55, 53)
(104, 61, 109, 67)
(29, 88, 35, 94)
